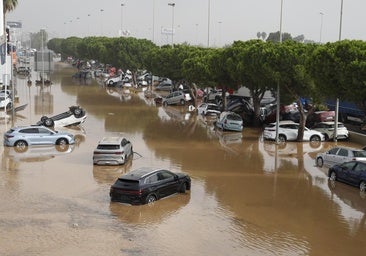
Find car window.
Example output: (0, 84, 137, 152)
(341, 161, 357, 169)
(38, 128, 52, 134)
(328, 148, 339, 155)
(145, 174, 159, 184)
(158, 171, 175, 181)
(353, 150, 366, 157)
(121, 139, 128, 147)
(338, 148, 349, 157)
(20, 128, 39, 134)
(354, 162, 366, 172)
(97, 144, 120, 150)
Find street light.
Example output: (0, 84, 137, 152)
(152, 0, 155, 43)
(120, 3, 125, 37)
(100, 9, 104, 36)
(168, 3, 175, 46)
(207, 0, 210, 47)
(319, 12, 324, 43)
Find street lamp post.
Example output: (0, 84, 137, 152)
(333, 0, 344, 142)
(275, 0, 284, 143)
(168, 3, 175, 46)
(319, 12, 324, 43)
(100, 9, 104, 36)
(207, 0, 210, 47)
(120, 3, 125, 37)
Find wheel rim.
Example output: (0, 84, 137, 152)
(58, 139, 67, 145)
(311, 136, 320, 142)
(147, 195, 156, 204)
(279, 135, 285, 142)
(360, 181, 366, 192)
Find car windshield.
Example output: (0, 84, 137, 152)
(353, 151, 366, 157)
(228, 114, 241, 121)
(97, 145, 120, 150)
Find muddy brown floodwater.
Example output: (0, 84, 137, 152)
(1, 62, 366, 256)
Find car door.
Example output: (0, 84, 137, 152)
(334, 148, 350, 165)
(347, 162, 366, 186)
(337, 161, 357, 182)
(37, 127, 56, 145)
(323, 147, 340, 166)
(282, 124, 298, 141)
(156, 170, 179, 197)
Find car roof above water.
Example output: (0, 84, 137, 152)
(120, 167, 162, 181)
(98, 136, 124, 145)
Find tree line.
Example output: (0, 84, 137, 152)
(47, 36, 366, 132)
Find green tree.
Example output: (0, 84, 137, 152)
(3, 0, 18, 13)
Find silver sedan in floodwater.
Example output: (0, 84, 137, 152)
(3, 125, 75, 152)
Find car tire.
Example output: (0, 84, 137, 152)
(56, 138, 68, 145)
(6, 102, 12, 109)
(146, 194, 157, 204)
(329, 171, 337, 181)
(14, 140, 28, 153)
(41, 116, 48, 122)
(163, 101, 168, 107)
(310, 135, 321, 142)
(108, 80, 114, 85)
(73, 107, 82, 116)
(44, 118, 54, 127)
(360, 181, 366, 192)
(180, 99, 185, 105)
(278, 134, 286, 142)
(179, 183, 187, 193)
(316, 157, 324, 167)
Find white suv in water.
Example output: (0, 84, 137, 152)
(263, 120, 325, 142)
(93, 137, 133, 165)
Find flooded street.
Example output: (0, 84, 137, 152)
(1, 62, 366, 256)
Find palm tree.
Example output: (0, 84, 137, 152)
(3, 0, 18, 14)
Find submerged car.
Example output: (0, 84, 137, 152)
(93, 137, 133, 165)
(110, 167, 191, 205)
(316, 146, 366, 167)
(3, 125, 75, 152)
(215, 111, 243, 132)
(311, 121, 349, 141)
(328, 161, 366, 192)
(37, 105, 87, 128)
(263, 120, 325, 142)
(162, 91, 192, 106)
(197, 103, 221, 116)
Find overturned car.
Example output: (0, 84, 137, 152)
(37, 106, 87, 128)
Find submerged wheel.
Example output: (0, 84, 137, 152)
(360, 181, 366, 192)
(179, 183, 187, 193)
(180, 99, 185, 105)
(146, 194, 157, 204)
(310, 135, 321, 142)
(163, 101, 168, 107)
(278, 134, 286, 142)
(316, 157, 324, 167)
(14, 140, 28, 153)
(329, 171, 337, 181)
(56, 138, 68, 145)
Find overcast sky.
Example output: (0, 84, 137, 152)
(5, 0, 366, 46)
